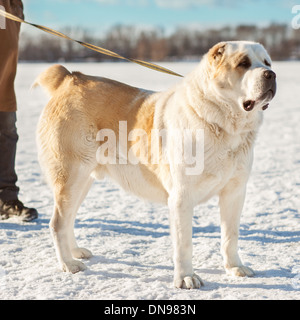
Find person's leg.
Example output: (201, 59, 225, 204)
(0, 111, 38, 221)
(0, 112, 19, 201)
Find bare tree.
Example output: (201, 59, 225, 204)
(18, 23, 300, 62)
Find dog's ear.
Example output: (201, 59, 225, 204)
(208, 42, 226, 65)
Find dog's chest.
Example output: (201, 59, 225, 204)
(194, 131, 255, 200)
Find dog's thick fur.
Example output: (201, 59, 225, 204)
(36, 41, 276, 289)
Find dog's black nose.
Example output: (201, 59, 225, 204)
(263, 70, 276, 80)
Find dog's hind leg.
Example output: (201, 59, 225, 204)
(50, 164, 94, 273)
(69, 176, 94, 260)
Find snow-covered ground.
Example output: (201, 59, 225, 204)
(0, 61, 299, 300)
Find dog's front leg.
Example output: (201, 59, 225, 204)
(219, 180, 255, 277)
(168, 191, 203, 289)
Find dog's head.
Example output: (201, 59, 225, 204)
(206, 41, 276, 112)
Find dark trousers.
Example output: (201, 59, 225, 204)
(0, 112, 19, 202)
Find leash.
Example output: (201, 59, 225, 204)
(0, 9, 183, 78)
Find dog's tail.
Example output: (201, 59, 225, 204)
(32, 64, 71, 96)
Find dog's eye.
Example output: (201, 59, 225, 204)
(237, 58, 251, 69)
(264, 59, 271, 67)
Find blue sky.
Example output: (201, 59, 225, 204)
(22, 0, 298, 34)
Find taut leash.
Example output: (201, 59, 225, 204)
(0, 9, 183, 78)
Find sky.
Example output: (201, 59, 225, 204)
(21, 0, 299, 34)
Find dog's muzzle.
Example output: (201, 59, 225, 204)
(243, 70, 277, 112)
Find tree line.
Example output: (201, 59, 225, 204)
(19, 23, 300, 62)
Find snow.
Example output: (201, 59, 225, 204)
(0, 61, 299, 300)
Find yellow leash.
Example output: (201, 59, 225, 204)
(0, 9, 183, 78)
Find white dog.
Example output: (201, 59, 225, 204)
(35, 41, 276, 289)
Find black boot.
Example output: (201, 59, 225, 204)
(0, 199, 38, 222)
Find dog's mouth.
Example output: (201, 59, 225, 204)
(243, 89, 275, 112)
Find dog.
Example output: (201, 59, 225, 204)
(35, 41, 276, 289)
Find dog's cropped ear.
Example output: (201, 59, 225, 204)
(208, 42, 226, 65)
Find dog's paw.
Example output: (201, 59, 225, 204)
(62, 260, 86, 274)
(174, 273, 204, 289)
(225, 265, 255, 277)
(71, 248, 93, 260)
